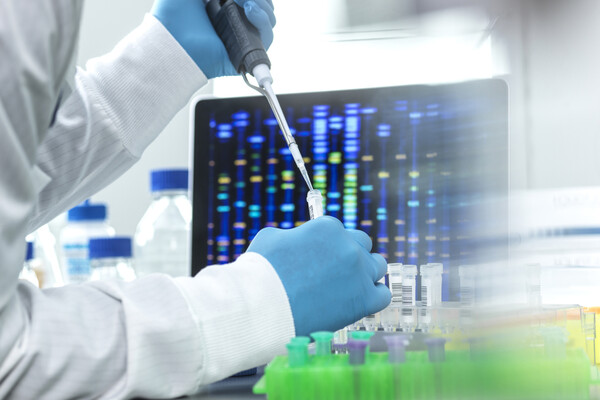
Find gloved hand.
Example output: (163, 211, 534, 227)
(151, 0, 276, 79)
(247, 216, 391, 337)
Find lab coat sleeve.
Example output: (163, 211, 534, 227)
(0, 6, 295, 400)
(27, 14, 208, 231)
(1, 253, 294, 399)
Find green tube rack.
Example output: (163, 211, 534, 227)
(253, 347, 591, 400)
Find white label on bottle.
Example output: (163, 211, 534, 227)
(63, 243, 90, 280)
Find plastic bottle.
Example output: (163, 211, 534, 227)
(59, 200, 115, 283)
(134, 169, 191, 277)
(89, 237, 136, 281)
(19, 241, 40, 287)
(28, 224, 64, 288)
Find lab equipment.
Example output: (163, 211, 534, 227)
(424, 337, 447, 362)
(362, 313, 379, 332)
(286, 339, 309, 368)
(310, 331, 333, 357)
(191, 81, 509, 278)
(380, 263, 402, 331)
(383, 335, 409, 363)
(19, 241, 39, 287)
(400, 264, 418, 329)
(89, 237, 136, 282)
(60, 200, 115, 283)
(134, 169, 191, 277)
(204, 0, 314, 193)
(420, 263, 443, 306)
(247, 216, 389, 337)
(388, 263, 403, 305)
(152, 0, 274, 79)
(255, 330, 591, 400)
(348, 339, 369, 365)
(28, 224, 63, 288)
(306, 189, 324, 220)
(420, 262, 443, 330)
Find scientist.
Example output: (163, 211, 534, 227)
(0, 1, 390, 398)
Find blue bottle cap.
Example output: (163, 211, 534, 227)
(67, 200, 107, 221)
(88, 237, 132, 259)
(150, 169, 189, 192)
(25, 241, 34, 261)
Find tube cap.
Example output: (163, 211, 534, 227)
(150, 169, 189, 192)
(89, 237, 132, 259)
(67, 200, 107, 221)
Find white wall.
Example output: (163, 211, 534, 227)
(523, 0, 600, 189)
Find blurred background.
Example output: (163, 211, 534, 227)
(75, 0, 600, 234)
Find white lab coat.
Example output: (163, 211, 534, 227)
(0, 2, 294, 399)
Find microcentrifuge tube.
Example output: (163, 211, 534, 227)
(419, 263, 443, 329)
(286, 338, 309, 367)
(306, 189, 324, 220)
(424, 337, 447, 363)
(420, 263, 443, 306)
(388, 263, 403, 305)
(400, 264, 417, 329)
(383, 335, 409, 364)
(310, 331, 333, 357)
(348, 339, 369, 365)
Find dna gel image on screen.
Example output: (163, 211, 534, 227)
(192, 80, 508, 299)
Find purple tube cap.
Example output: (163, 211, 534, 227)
(383, 335, 409, 348)
(348, 339, 369, 351)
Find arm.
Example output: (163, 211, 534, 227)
(28, 15, 207, 232)
(2, 2, 291, 398)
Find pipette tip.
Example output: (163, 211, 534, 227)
(300, 168, 314, 191)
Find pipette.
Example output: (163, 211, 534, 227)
(205, 0, 314, 192)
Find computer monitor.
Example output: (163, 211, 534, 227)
(191, 80, 508, 300)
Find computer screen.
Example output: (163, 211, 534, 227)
(191, 80, 508, 300)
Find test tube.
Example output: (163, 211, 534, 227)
(306, 189, 324, 220)
(310, 331, 334, 357)
(348, 339, 369, 365)
(420, 263, 443, 306)
(400, 264, 417, 330)
(348, 331, 374, 365)
(420, 263, 443, 330)
(381, 264, 399, 331)
(388, 263, 403, 305)
(287, 337, 310, 367)
(424, 337, 447, 362)
(383, 335, 409, 364)
(362, 314, 378, 331)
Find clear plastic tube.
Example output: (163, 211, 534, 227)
(306, 189, 324, 220)
(400, 264, 417, 330)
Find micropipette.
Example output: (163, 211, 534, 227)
(204, 0, 314, 192)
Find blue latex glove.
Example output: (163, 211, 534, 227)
(247, 216, 391, 337)
(151, 0, 276, 79)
